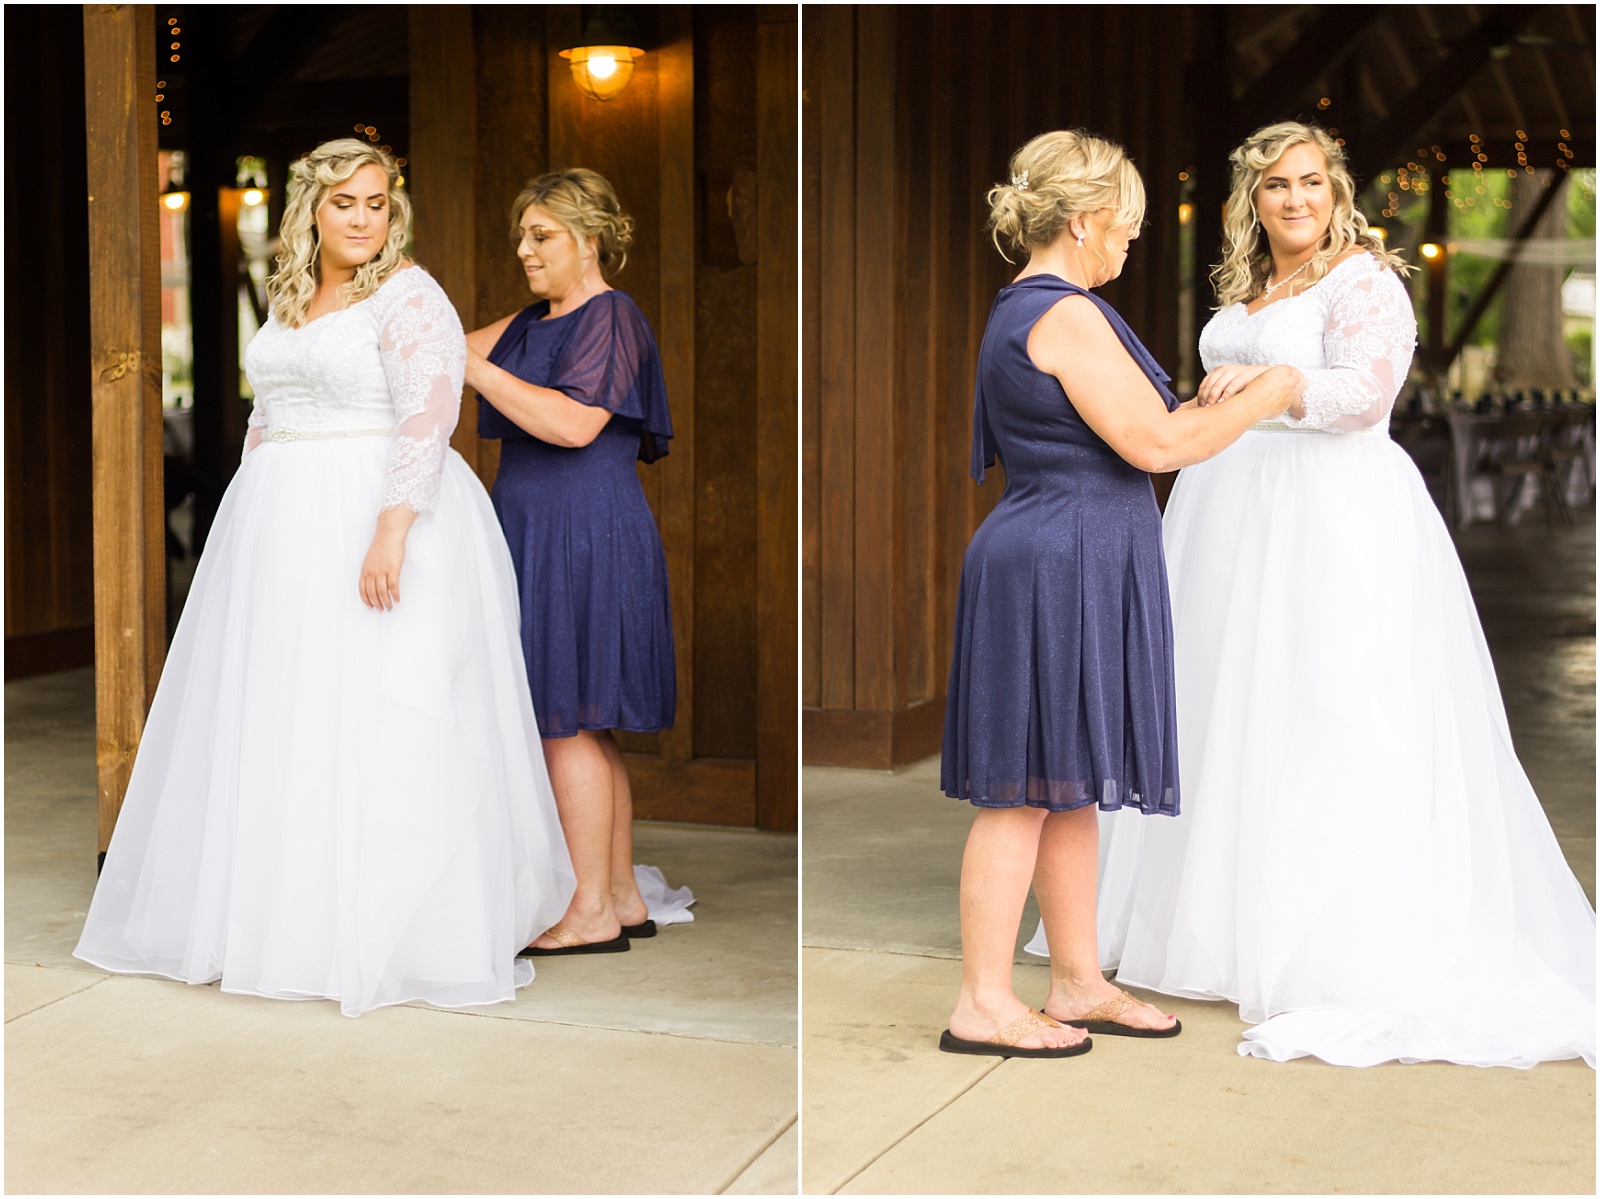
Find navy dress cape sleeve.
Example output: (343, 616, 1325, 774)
(478, 291, 674, 463)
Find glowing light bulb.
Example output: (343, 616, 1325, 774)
(559, 45, 642, 102)
(242, 188, 264, 207)
(162, 191, 188, 211)
(1420, 242, 1442, 260)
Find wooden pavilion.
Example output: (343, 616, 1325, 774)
(802, 3, 1595, 768)
(5, 4, 798, 857)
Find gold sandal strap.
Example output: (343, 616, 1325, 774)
(989, 1010, 1060, 1047)
(1078, 989, 1141, 1024)
(540, 923, 584, 948)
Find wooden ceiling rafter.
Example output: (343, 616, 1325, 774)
(1348, 5, 1544, 184)
(1532, 46, 1573, 132)
(1233, 6, 1387, 126)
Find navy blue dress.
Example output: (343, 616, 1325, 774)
(479, 290, 676, 738)
(942, 275, 1180, 814)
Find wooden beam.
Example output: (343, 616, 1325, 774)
(1424, 177, 1449, 376)
(655, 8, 696, 764)
(83, 3, 165, 855)
(227, 6, 353, 132)
(852, 6, 895, 713)
(1232, 6, 1386, 128)
(1443, 171, 1568, 369)
(408, 7, 480, 473)
(1350, 6, 1544, 184)
(546, 6, 583, 168)
(755, 6, 797, 831)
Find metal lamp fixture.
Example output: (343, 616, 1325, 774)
(560, 7, 650, 102)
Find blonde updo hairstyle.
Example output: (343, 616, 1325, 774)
(987, 129, 1147, 266)
(509, 168, 635, 275)
(267, 138, 413, 328)
(1211, 121, 1411, 308)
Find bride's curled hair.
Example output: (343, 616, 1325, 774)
(1211, 122, 1411, 308)
(987, 130, 1146, 263)
(267, 138, 413, 328)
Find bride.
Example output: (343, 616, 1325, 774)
(1029, 122, 1595, 1068)
(75, 139, 576, 1016)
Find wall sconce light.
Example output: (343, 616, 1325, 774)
(241, 188, 266, 208)
(1178, 202, 1194, 226)
(161, 188, 189, 211)
(560, 44, 643, 101)
(560, 7, 652, 102)
(1420, 242, 1443, 260)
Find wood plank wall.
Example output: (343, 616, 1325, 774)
(802, 5, 1188, 769)
(4, 7, 96, 679)
(411, 4, 797, 829)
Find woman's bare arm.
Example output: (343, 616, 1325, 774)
(465, 312, 518, 358)
(1029, 296, 1299, 474)
(464, 348, 613, 448)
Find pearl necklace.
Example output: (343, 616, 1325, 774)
(1261, 258, 1312, 301)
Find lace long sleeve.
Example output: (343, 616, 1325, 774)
(1283, 259, 1417, 432)
(374, 271, 466, 515)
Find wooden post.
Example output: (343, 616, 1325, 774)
(655, 8, 696, 764)
(1425, 174, 1449, 380)
(408, 6, 482, 476)
(83, 3, 165, 857)
(756, 6, 797, 829)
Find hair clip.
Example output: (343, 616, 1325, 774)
(1011, 170, 1030, 192)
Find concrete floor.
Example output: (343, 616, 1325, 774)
(5, 668, 797, 1195)
(802, 515, 1596, 1195)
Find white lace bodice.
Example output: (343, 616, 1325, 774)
(242, 267, 465, 515)
(1199, 253, 1417, 432)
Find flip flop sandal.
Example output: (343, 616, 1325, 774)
(621, 920, 657, 938)
(939, 1010, 1093, 1059)
(518, 922, 631, 957)
(1048, 989, 1182, 1038)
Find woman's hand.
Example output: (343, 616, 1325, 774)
(359, 507, 417, 611)
(1197, 363, 1272, 407)
(463, 346, 491, 393)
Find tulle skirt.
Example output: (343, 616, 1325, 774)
(1027, 427, 1595, 1067)
(75, 437, 577, 1017)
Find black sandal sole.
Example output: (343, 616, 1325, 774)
(518, 934, 631, 957)
(621, 920, 657, 938)
(938, 1030, 1094, 1058)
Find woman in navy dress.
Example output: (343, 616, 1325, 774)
(939, 131, 1303, 1057)
(464, 169, 674, 955)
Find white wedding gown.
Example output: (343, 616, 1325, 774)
(1027, 253, 1596, 1068)
(75, 267, 578, 1016)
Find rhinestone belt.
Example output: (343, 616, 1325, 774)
(1250, 421, 1383, 436)
(263, 426, 395, 443)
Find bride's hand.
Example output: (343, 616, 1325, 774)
(1197, 364, 1272, 407)
(359, 508, 416, 611)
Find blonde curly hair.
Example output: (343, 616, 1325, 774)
(986, 129, 1146, 264)
(1211, 122, 1410, 308)
(509, 168, 635, 275)
(267, 139, 413, 328)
